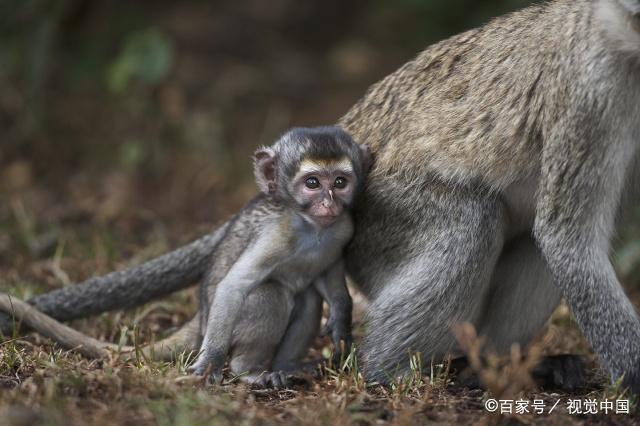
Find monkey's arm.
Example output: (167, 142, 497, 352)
(0, 222, 229, 336)
(314, 261, 353, 358)
(0, 293, 131, 359)
(188, 239, 278, 378)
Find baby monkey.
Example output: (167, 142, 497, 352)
(0, 126, 369, 388)
(187, 126, 370, 386)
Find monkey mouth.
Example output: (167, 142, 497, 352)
(310, 214, 339, 227)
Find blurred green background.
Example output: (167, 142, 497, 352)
(2, 0, 640, 291)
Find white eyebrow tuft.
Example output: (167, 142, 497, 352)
(329, 158, 354, 174)
(296, 158, 354, 177)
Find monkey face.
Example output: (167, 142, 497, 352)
(253, 126, 368, 227)
(291, 156, 357, 227)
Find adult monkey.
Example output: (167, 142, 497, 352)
(2, 0, 640, 392)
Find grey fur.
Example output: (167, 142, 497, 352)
(189, 194, 354, 385)
(341, 0, 640, 390)
(0, 128, 363, 389)
(187, 126, 367, 385)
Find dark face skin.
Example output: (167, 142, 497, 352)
(291, 158, 357, 228)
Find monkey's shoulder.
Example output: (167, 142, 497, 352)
(217, 194, 352, 280)
(222, 195, 287, 241)
(219, 195, 297, 256)
(237, 194, 287, 221)
(200, 195, 283, 276)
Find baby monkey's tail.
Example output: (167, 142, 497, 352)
(0, 222, 230, 336)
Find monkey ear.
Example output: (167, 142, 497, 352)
(254, 147, 277, 194)
(359, 144, 373, 173)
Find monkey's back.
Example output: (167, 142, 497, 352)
(340, 0, 638, 191)
(342, 0, 640, 297)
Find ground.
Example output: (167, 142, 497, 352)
(1, 203, 639, 424)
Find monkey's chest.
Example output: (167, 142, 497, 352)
(271, 234, 346, 292)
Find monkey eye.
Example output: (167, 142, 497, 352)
(334, 177, 347, 189)
(305, 177, 321, 189)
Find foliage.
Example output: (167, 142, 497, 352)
(107, 29, 173, 93)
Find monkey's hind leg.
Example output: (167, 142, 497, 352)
(271, 286, 323, 373)
(475, 236, 585, 391)
(227, 282, 295, 388)
(241, 287, 322, 388)
(359, 181, 507, 384)
(476, 236, 560, 352)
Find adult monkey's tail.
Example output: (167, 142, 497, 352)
(0, 293, 121, 358)
(0, 293, 201, 361)
(0, 222, 230, 336)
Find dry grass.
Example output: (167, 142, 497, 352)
(1, 287, 638, 425)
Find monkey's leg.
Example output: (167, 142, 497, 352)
(534, 126, 640, 393)
(271, 286, 323, 373)
(0, 222, 229, 335)
(475, 236, 585, 391)
(476, 236, 561, 353)
(227, 282, 295, 388)
(359, 183, 507, 383)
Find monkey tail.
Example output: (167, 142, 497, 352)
(0, 293, 123, 359)
(0, 293, 201, 362)
(0, 221, 230, 335)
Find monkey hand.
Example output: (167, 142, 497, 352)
(321, 317, 353, 365)
(187, 350, 225, 385)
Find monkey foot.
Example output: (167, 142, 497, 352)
(243, 371, 291, 389)
(187, 357, 224, 385)
(531, 354, 586, 392)
(449, 354, 586, 392)
(622, 367, 640, 395)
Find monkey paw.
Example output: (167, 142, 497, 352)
(243, 371, 290, 389)
(322, 321, 353, 364)
(622, 367, 640, 396)
(531, 354, 585, 392)
(188, 353, 225, 385)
